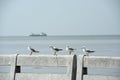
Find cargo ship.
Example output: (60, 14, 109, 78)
(29, 32, 47, 36)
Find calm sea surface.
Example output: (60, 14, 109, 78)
(0, 35, 120, 56)
(0, 35, 120, 76)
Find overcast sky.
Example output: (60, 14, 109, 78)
(0, 0, 120, 36)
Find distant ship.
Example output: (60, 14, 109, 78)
(29, 32, 47, 36)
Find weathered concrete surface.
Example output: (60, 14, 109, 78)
(0, 73, 10, 80)
(83, 75, 120, 80)
(0, 55, 11, 65)
(16, 55, 74, 80)
(0, 54, 18, 80)
(84, 56, 120, 68)
(15, 73, 68, 80)
(0, 55, 11, 80)
(10, 54, 18, 80)
(1, 55, 120, 80)
(17, 55, 73, 67)
(76, 55, 85, 80)
(81, 56, 120, 80)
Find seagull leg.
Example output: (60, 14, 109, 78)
(54, 52, 56, 55)
(30, 52, 32, 55)
(69, 51, 72, 55)
(86, 52, 89, 56)
(54, 52, 58, 57)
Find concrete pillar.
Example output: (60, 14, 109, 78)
(10, 54, 19, 80)
(71, 55, 77, 80)
(76, 55, 85, 80)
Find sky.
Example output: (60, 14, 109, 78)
(0, 0, 120, 36)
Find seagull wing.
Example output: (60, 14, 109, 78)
(86, 49, 94, 53)
(54, 48, 62, 51)
(69, 48, 74, 51)
(30, 48, 36, 52)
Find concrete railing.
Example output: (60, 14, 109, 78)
(0, 54, 75, 80)
(77, 55, 120, 80)
(0, 54, 120, 80)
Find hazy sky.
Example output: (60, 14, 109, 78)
(0, 0, 120, 36)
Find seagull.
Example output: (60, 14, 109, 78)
(49, 45, 63, 55)
(28, 46, 39, 55)
(82, 46, 95, 56)
(66, 46, 75, 55)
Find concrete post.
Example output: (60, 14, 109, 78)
(10, 54, 19, 80)
(71, 55, 77, 80)
(76, 55, 85, 80)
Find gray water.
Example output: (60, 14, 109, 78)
(0, 35, 120, 56)
(0, 35, 120, 76)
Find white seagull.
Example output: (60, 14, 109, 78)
(66, 46, 75, 55)
(28, 46, 39, 55)
(82, 46, 95, 56)
(49, 46, 63, 55)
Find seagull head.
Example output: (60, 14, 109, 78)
(49, 45, 55, 50)
(81, 46, 86, 51)
(28, 46, 31, 50)
(66, 46, 69, 50)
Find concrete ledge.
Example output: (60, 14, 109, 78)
(83, 75, 120, 80)
(16, 73, 68, 80)
(0, 55, 11, 65)
(17, 55, 73, 66)
(84, 56, 120, 68)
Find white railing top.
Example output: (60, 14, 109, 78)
(83, 56, 120, 68)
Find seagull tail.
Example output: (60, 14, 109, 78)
(35, 51, 39, 53)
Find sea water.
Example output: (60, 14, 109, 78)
(0, 35, 120, 56)
(0, 35, 120, 76)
